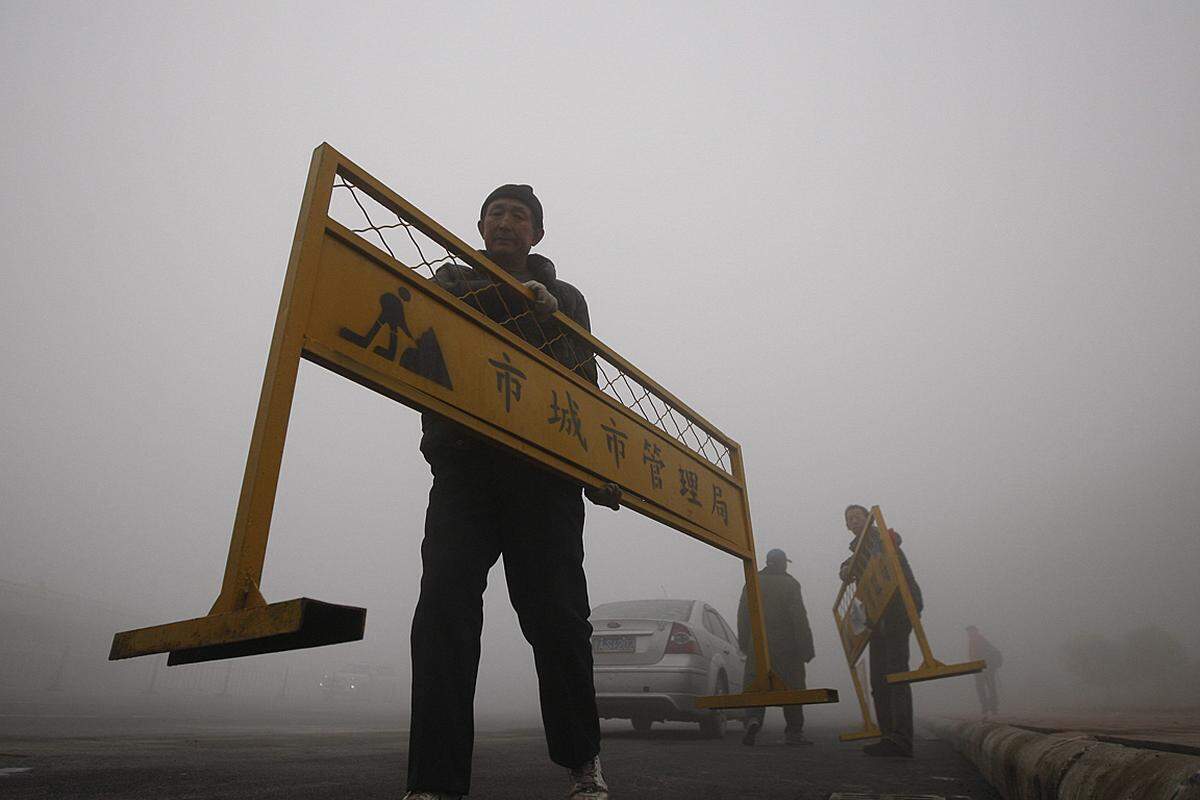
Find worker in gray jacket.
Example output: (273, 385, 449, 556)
(737, 548, 815, 746)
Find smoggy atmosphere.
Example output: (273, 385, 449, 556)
(2, 0, 1198, 736)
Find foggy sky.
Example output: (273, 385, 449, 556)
(2, 1, 1198, 719)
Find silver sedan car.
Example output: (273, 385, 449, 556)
(589, 598, 746, 737)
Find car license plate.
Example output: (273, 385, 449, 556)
(595, 635, 635, 653)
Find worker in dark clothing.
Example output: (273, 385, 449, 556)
(737, 548, 816, 747)
(839, 504, 923, 758)
(404, 185, 619, 800)
(966, 625, 1002, 717)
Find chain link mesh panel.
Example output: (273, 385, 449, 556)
(328, 174, 733, 476)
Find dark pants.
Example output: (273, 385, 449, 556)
(974, 670, 999, 715)
(406, 450, 601, 795)
(869, 611, 914, 754)
(744, 661, 806, 733)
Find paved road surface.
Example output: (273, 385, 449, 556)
(0, 717, 999, 800)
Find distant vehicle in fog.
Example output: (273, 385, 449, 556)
(590, 598, 746, 737)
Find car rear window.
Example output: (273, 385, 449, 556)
(590, 600, 694, 621)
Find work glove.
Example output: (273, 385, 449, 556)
(523, 280, 559, 320)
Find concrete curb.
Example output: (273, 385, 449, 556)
(925, 717, 1200, 800)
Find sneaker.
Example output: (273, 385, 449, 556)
(784, 733, 814, 746)
(862, 739, 913, 758)
(568, 755, 609, 799)
(741, 719, 761, 747)
(402, 792, 461, 800)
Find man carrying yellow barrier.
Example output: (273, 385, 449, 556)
(834, 504, 985, 757)
(108, 144, 841, 796)
(839, 504, 923, 757)
(405, 185, 617, 800)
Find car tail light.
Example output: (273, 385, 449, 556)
(665, 622, 702, 655)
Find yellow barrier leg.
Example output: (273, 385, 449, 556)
(110, 144, 366, 665)
(838, 659, 882, 741)
(872, 506, 986, 685)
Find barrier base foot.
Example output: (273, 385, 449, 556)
(885, 659, 986, 684)
(695, 688, 838, 710)
(109, 598, 366, 665)
(838, 727, 882, 742)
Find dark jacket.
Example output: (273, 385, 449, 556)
(736, 564, 815, 670)
(419, 252, 596, 460)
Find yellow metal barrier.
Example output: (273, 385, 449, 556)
(832, 506, 983, 740)
(109, 143, 837, 711)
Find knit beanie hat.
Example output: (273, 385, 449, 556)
(480, 184, 543, 230)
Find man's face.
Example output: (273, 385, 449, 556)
(478, 198, 543, 261)
(845, 507, 869, 536)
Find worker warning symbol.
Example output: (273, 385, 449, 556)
(339, 288, 453, 390)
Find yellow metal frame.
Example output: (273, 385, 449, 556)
(837, 659, 880, 741)
(832, 506, 983, 740)
(109, 143, 838, 710)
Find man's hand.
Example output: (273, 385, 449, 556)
(523, 280, 559, 319)
(585, 482, 621, 510)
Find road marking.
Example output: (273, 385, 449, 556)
(0, 768, 33, 777)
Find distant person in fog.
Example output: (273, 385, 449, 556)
(839, 504, 923, 758)
(737, 548, 815, 747)
(966, 625, 1002, 717)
